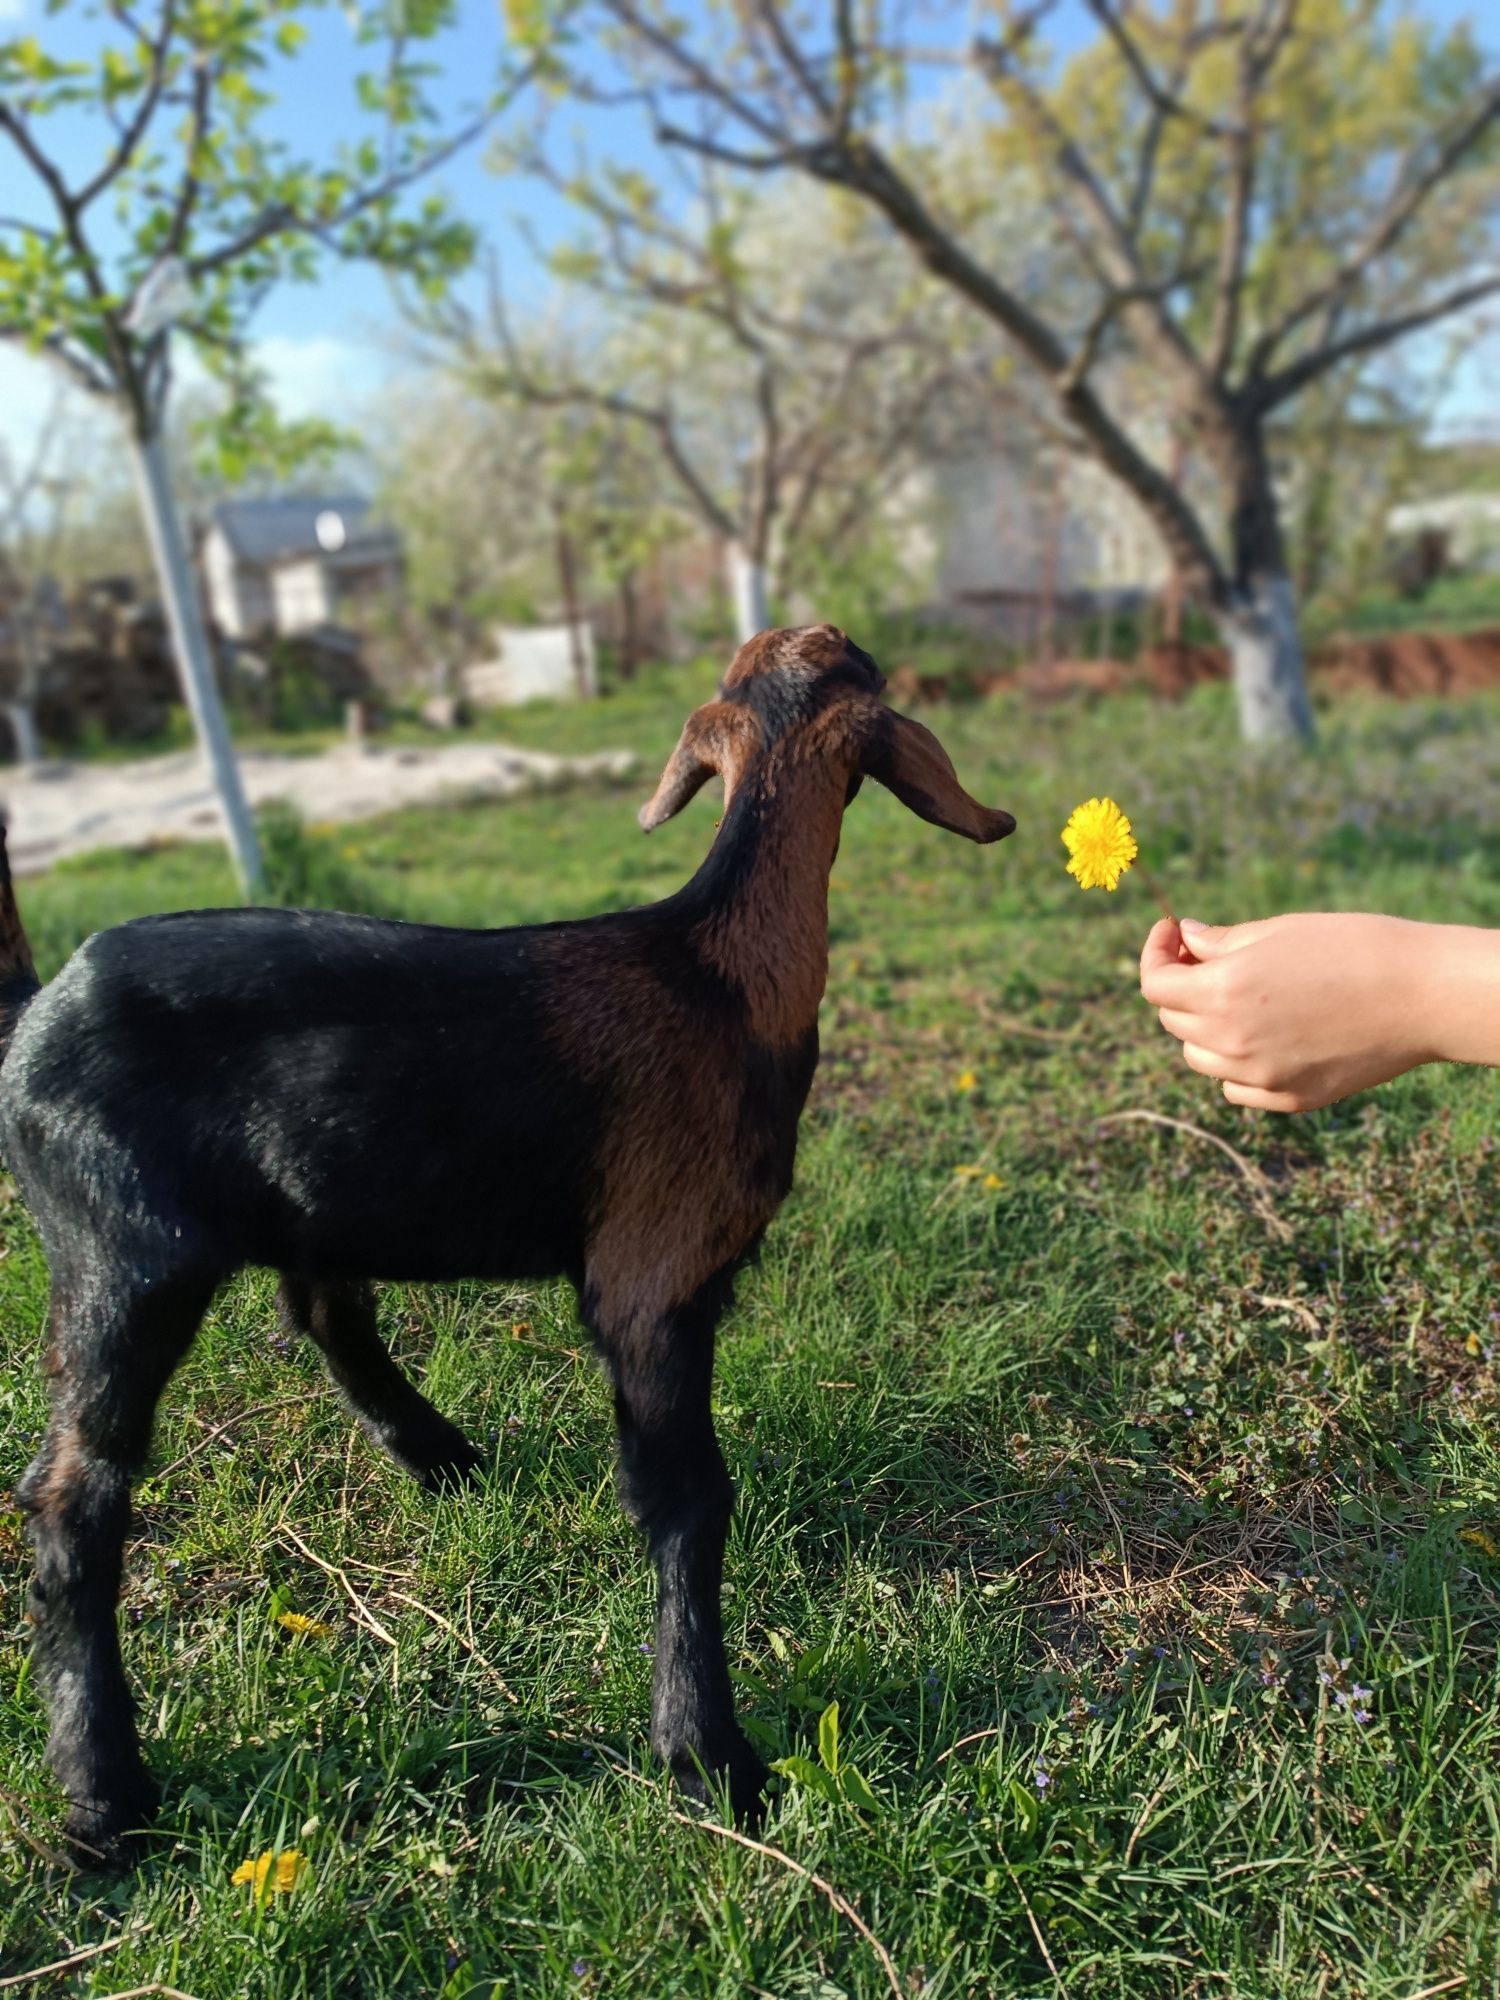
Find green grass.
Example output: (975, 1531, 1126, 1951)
(2, 672, 1499, 1998)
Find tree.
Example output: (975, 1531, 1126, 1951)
(0, 385, 77, 762)
(373, 368, 678, 683)
(1, 2, 515, 886)
(530, 0, 1500, 741)
(425, 151, 962, 643)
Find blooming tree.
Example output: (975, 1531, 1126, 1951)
(525, 0, 1500, 742)
(0, 1, 515, 887)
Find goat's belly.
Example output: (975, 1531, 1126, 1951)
(244, 1132, 589, 1284)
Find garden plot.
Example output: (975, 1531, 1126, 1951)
(0, 738, 637, 875)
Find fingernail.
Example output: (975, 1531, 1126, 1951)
(1179, 918, 1207, 934)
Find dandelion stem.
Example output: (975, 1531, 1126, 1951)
(1135, 858, 1176, 925)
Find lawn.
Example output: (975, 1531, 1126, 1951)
(2, 669, 1499, 1999)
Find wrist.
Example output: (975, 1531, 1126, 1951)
(1410, 922, 1500, 1069)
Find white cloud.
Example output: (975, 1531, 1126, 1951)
(0, 0, 27, 19)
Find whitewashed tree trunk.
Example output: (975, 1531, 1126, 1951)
(5, 702, 39, 765)
(129, 425, 264, 893)
(1218, 566, 1315, 746)
(726, 540, 770, 645)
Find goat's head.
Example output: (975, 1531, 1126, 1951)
(639, 623, 1016, 843)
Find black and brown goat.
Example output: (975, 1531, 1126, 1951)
(1, 624, 1014, 1858)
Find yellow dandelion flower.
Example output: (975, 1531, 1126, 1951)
(955, 1070, 978, 1093)
(1460, 1527, 1498, 1559)
(1464, 1333, 1482, 1356)
(231, 1848, 309, 1898)
(1061, 796, 1138, 893)
(953, 1164, 984, 1180)
(982, 1173, 1005, 1191)
(275, 1610, 334, 1640)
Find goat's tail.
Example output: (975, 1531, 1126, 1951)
(0, 817, 39, 1068)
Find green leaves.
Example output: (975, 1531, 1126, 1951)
(773, 1700, 886, 1813)
(1, 0, 494, 448)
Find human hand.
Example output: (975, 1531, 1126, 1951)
(1138, 912, 1441, 1112)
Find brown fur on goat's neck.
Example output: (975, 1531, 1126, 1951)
(683, 709, 857, 1049)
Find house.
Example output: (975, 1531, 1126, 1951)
(1387, 491, 1500, 571)
(201, 496, 403, 639)
(891, 440, 1171, 647)
(462, 623, 599, 706)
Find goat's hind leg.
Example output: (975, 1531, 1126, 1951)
(19, 1261, 214, 1862)
(278, 1276, 483, 1493)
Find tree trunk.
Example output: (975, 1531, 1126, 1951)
(8, 617, 43, 765)
(129, 424, 265, 894)
(553, 509, 591, 697)
(726, 540, 770, 644)
(1214, 424, 1316, 746)
(1216, 566, 1314, 745)
(617, 571, 640, 680)
(5, 703, 39, 766)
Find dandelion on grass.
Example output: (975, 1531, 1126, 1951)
(275, 1610, 334, 1640)
(232, 1848, 309, 1900)
(955, 1069, 978, 1093)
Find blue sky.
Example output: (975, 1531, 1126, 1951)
(1, 0, 1495, 466)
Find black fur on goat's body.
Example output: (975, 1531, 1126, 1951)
(1, 624, 1014, 1861)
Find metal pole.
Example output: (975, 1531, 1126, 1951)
(129, 424, 264, 895)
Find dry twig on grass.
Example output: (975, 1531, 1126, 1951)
(276, 1521, 399, 1647)
(1096, 1109, 1292, 1239)
(0, 1933, 135, 1991)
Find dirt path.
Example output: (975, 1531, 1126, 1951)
(0, 739, 637, 876)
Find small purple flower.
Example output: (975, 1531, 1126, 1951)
(1033, 1757, 1051, 1795)
(572, 1960, 590, 1979)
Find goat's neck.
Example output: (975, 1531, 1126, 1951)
(684, 752, 847, 1047)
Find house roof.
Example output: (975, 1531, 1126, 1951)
(212, 496, 399, 567)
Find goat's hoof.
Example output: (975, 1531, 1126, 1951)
(411, 1428, 487, 1495)
(666, 1734, 769, 1827)
(63, 1780, 158, 1870)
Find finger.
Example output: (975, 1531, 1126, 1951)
(1177, 918, 1276, 960)
(1181, 1040, 1232, 1080)
(1156, 1007, 1200, 1045)
(1222, 1079, 1309, 1114)
(1139, 917, 1182, 985)
(1141, 951, 1217, 1009)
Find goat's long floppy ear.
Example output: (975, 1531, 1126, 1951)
(639, 700, 757, 831)
(863, 710, 1016, 844)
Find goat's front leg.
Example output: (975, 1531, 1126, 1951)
(589, 1269, 767, 1821)
(20, 1259, 215, 1862)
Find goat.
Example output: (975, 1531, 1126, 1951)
(1, 624, 1014, 1860)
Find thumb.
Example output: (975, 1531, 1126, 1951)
(1176, 919, 1242, 961)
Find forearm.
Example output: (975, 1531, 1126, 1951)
(1417, 923, 1500, 1070)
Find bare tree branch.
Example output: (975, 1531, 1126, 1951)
(971, 32, 1208, 393)
(1246, 69, 1500, 377)
(0, 328, 116, 398)
(654, 113, 1230, 603)
(1082, 0, 1239, 140)
(1206, 0, 1298, 379)
(1259, 269, 1500, 408)
(74, 0, 178, 211)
